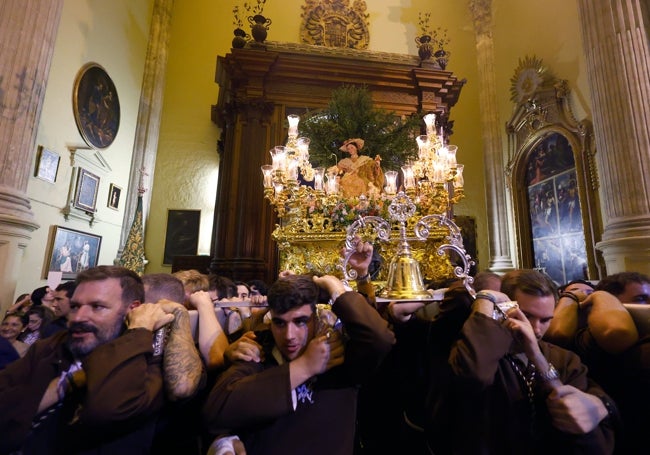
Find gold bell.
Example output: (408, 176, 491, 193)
(379, 238, 431, 300)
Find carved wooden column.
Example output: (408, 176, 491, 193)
(0, 0, 63, 310)
(211, 44, 465, 283)
(577, 0, 650, 274)
(468, 0, 515, 272)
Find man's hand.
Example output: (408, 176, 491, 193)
(313, 275, 346, 302)
(546, 385, 608, 434)
(325, 329, 345, 370)
(127, 303, 175, 331)
(388, 301, 425, 323)
(156, 299, 186, 315)
(188, 290, 213, 310)
(225, 331, 263, 363)
(503, 306, 539, 355)
(343, 236, 373, 277)
(289, 333, 341, 389)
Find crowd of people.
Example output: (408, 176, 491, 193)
(0, 240, 648, 454)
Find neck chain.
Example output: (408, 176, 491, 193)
(506, 354, 537, 436)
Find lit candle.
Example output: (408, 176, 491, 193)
(454, 164, 464, 188)
(446, 145, 458, 167)
(385, 170, 398, 194)
(401, 165, 415, 189)
(423, 113, 436, 137)
(314, 167, 325, 191)
(287, 114, 300, 138)
(297, 137, 310, 161)
(326, 174, 339, 194)
(261, 165, 274, 188)
(270, 146, 287, 170)
(287, 157, 299, 180)
(416, 135, 429, 159)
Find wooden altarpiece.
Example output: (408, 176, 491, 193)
(208, 42, 465, 283)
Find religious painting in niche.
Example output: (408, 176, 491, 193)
(73, 63, 120, 149)
(526, 132, 587, 284)
(163, 210, 201, 266)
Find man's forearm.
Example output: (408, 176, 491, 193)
(164, 308, 204, 400)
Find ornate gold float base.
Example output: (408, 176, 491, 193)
(273, 227, 456, 285)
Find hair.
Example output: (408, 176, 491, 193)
(208, 274, 237, 300)
(267, 274, 319, 315)
(25, 305, 54, 326)
(558, 279, 595, 293)
(472, 271, 502, 292)
(248, 279, 269, 296)
(595, 272, 650, 297)
(2, 313, 25, 328)
(173, 269, 209, 293)
(55, 280, 77, 298)
(142, 273, 186, 304)
(14, 293, 30, 304)
(75, 265, 144, 306)
(30, 286, 49, 306)
(500, 269, 557, 302)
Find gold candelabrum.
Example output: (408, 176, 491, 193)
(400, 113, 465, 215)
(261, 113, 471, 285)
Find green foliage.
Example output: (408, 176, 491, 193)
(298, 85, 422, 171)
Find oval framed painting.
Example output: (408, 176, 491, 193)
(72, 62, 120, 149)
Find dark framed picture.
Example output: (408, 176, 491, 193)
(163, 209, 201, 266)
(73, 168, 100, 213)
(34, 146, 60, 184)
(73, 62, 120, 149)
(107, 183, 122, 210)
(44, 225, 102, 279)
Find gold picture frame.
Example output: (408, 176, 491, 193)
(107, 183, 122, 210)
(72, 62, 120, 150)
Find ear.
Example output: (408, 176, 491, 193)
(128, 300, 142, 311)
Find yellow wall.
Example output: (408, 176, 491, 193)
(148, 0, 489, 273)
(17, 0, 592, 294)
(15, 0, 153, 297)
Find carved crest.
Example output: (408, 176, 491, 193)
(300, 0, 370, 49)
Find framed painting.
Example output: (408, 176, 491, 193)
(72, 62, 120, 149)
(34, 146, 60, 184)
(107, 183, 122, 210)
(44, 225, 102, 279)
(163, 209, 201, 266)
(73, 168, 100, 213)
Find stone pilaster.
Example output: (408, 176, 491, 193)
(116, 0, 173, 265)
(468, 0, 515, 272)
(0, 0, 63, 310)
(577, 0, 650, 275)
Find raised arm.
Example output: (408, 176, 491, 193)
(188, 291, 229, 369)
(583, 290, 639, 353)
(156, 299, 205, 400)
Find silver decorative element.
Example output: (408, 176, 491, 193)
(340, 191, 475, 299)
(415, 213, 475, 295)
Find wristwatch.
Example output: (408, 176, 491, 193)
(537, 363, 560, 382)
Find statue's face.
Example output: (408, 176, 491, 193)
(345, 143, 358, 155)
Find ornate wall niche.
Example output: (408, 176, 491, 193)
(505, 58, 604, 281)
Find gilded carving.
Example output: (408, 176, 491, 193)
(300, 0, 370, 49)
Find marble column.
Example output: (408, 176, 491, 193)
(116, 0, 174, 264)
(577, 0, 650, 275)
(0, 0, 63, 310)
(468, 0, 516, 272)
